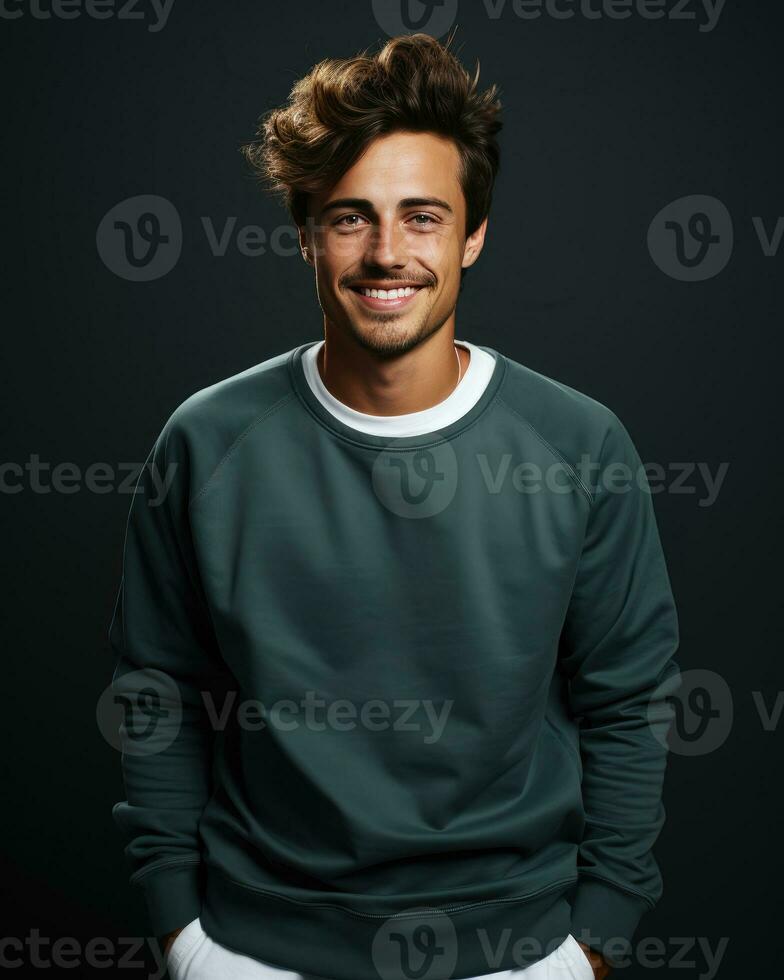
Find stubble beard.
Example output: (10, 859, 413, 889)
(338, 288, 456, 358)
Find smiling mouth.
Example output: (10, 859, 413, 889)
(347, 283, 428, 311)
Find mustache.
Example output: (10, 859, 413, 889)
(339, 272, 437, 288)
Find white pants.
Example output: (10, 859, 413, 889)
(166, 918, 595, 980)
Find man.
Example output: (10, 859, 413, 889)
(110, 33, 681, 980)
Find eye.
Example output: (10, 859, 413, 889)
(409, 213, 437, 226)
(334, 214, 367, 228)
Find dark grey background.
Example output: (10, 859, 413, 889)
(1, 0, 781, 976)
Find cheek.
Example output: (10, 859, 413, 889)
(314, 230, 363, 268)
(428, 228, 464, 275)
(411, 230, 459, 274)
(329, 236, 359, 265)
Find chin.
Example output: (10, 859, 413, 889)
(345, 315, 434, 357)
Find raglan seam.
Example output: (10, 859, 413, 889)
(497, 396, 595, 505)
(188, 391, 298, 509)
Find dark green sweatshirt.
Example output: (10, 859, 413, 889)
(109, 341, 681, 979)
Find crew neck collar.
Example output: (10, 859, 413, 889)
(301, 339, 496, 438)
(288, 340, 507, 450)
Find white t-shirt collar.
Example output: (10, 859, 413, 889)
(301, 339, 496, 437)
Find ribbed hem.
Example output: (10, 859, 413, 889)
(202, 867, 576, 980)
(569, 876, 652, 968)
(136, 861, 204, 938)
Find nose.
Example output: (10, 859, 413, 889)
(364, 218, 408, 270)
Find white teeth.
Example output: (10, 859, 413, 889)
(359, 286, 418, 299)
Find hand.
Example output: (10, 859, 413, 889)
(576, 941, 612, 979)
(162, 926, 185, 958)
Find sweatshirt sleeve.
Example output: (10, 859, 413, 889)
(108, 416, 232, 938)
(559, 412, 682, 967)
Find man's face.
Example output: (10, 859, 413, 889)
(301, 130, 487, 356)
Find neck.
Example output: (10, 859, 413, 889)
(318, 322, 469, 416)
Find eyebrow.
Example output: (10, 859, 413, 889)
(320, 196, 454, 215)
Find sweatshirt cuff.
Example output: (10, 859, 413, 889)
(569, 876, 651, 968)
(137, 862, 204, 938)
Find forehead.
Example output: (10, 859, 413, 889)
(322, 131, 463, 209)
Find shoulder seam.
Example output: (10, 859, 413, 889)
(497, 395, 595, 505)
(188, 391, 298, 509)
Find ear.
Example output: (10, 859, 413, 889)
(298, 224, 314, 266)
(461, 217, 488, 270)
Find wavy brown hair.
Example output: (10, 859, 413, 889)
(241, 33, 502, 236)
